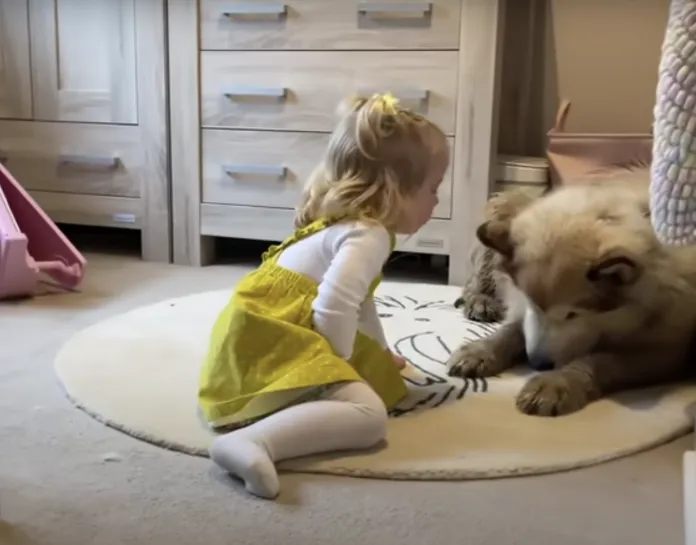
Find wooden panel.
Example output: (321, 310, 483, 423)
(28, 0, 138, 124)
(448, 0, 505, 285)
(0, 0, 32, 119)
(686, 452, 696, 545)
(201, 203, 451, 255)
(202, 128, 454, 218)
(134, 0, 172, 263)
(201, 50, 458, 134)
(200, 0, 462, 51)
(168, 0, 216, 266)
(29, 191, 141, 229)
(0, 121, 143, 197)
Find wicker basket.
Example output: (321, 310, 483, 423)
(546, 99, 652, 186)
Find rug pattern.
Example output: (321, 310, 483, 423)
(54, 282, 696, 480)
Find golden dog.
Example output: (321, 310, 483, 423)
(447, 170, 696, 416)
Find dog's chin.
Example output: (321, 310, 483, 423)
(527, 352, 555, 371)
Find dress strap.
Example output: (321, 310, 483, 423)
(261, 214, 350, 262)
(387, 230, 397, 252)
(262, 213, 397, 263)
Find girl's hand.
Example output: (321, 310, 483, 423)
(390, 352, 407, 370)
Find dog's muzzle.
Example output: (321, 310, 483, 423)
(522, 304, 555, 371)
(527, 348, 555, 371)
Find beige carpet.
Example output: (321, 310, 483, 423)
(2, 253, 695, 545)
(54, 281, 696, 480)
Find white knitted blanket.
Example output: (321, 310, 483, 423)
(651, 0, 696, 244)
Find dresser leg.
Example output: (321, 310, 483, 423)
(175, 235, 216, 266)
(198, 236, 217, 266)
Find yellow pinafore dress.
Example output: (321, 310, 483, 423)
(198, 216, 408, 429)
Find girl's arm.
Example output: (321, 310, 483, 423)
(312, 223, 391, 360)
(360, 296, 406, 369)
(358, 296, 389, 350)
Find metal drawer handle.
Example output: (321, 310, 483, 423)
(357, 89, 430, 102)
(222, 3, 287, 17)
(223, 86, 287, 99)
(112, 213, 137, 224)
(59, 154, 120, 169)
(223, 164, 287, 178)
(358, 2, 432, 15)
(415, 237, 444, 250)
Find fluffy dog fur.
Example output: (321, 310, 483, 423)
(454, 187, 540, 322)
(447, 169, 696, 416)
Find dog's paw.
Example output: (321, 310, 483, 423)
(461, 294, 505, 323)
(446, 341, 502, 378)
(515, 372, 589, 417)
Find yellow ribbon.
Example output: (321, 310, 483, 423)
(372, 92, 400, 114)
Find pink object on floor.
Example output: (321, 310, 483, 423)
(0, 162, 86, 299)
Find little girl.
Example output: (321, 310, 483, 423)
(198, 93, 449, 499)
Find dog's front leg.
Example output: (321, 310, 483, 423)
(457, 247, 506, 323)
(446, 320, 527, 378)
(515, 353, 621, 417)
(515, 347, 688, 417)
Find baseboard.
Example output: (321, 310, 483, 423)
(686, 451, 696, 545)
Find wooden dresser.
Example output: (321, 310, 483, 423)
(169, 0, 506, 285)
(0, 0, 170, 261)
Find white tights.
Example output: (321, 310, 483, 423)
(208, 381, 388, 499)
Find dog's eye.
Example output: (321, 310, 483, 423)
(598, 213, 621, 224)
(564, 310, 579, 320)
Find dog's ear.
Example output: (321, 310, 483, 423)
(586, 248, 642, 286)
(476, 220, 513, 258)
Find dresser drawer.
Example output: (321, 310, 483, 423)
(201, 50, 458, 135)
(200, 0, 462, 51)
(202, 129, 327, 209)
(29, 192, 141, 229)
(0, 121, 142, 197)
(201, 203, 452, 255)
(201, 128, 453, 218)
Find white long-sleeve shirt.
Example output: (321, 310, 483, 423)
(275, 220, 391, 359)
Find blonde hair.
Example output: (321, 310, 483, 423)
(294, 93, 449, 230)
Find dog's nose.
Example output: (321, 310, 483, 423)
(528, 349, 555, 371)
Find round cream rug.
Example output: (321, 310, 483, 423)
(55, 281, 696, 480)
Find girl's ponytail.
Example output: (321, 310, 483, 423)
(338, 93, 401, 160)
(295, 92, 447, 230)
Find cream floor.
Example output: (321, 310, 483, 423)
(0, 252, 692, 545)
